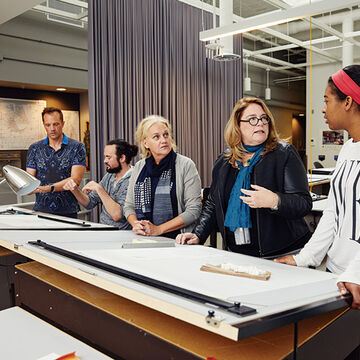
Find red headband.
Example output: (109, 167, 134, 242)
(331, 69, 360, 105)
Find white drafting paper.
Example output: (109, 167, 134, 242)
(36, 353, 60, 360)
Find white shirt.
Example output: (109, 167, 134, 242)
(294, 139, 360, 285)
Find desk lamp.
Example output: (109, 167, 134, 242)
(0, 165, 40, 196)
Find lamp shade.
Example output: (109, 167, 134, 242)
(265, 87, 271, 100)
(2, 165, 40, 196)
(244, 77, 251, 92)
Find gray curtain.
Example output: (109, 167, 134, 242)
(88, 0, 243, 187)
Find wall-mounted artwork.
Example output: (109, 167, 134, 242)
(0, 98, 46, 150)
(0, 98, 81, 150)
(63, 110, 80, 141)
(322, 130, 344, 146)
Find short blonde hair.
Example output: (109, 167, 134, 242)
(224, 97, 281, 167)
(135, 115, 177, 158)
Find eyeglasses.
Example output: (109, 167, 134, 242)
(239, 115, 270, 126)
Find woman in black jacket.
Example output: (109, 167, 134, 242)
(176, 97, 312, 258)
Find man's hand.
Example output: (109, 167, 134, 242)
(337, 282, 360, 310)
(274, 255, 297, 266)
(63, 179, 78, 192)
(176, 233, 200, 245)
(82, 181, 101, 194)
(33, 185, 51, 193)
(240, 184, 279, 209)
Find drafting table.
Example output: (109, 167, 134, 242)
(0, 210, 357, 359)
(0, 306, 110, 360)
(0, 205, 117, 230)
(310, 167, 335, 175)
(307, 174, 331, 195)
(1, 239, 358, 357)
(307, 174, 331, 185)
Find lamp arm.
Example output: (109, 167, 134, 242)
(0, 179, 7, 186)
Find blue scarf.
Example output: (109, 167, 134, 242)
(224, 144, 265, 232)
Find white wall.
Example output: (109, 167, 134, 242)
(0, 11, 88, 89)
(306, 56, 344, 169)
(244, 64, 306, 142)
(80, 92, 89, 141)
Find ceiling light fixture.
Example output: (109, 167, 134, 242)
(265, 68, 271, 101)
(212, 0, 240, 61)
(56, 88, 67, 91)
(199, 0, 359, 42)
(244, 56, 251, 92)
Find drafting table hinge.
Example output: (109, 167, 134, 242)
(205, 310, 222, 327)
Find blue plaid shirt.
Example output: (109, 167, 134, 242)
(26, 133, 86, 216)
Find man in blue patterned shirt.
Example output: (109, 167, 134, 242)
(64, 139, 138, 229)
(26, 107, 86, 218)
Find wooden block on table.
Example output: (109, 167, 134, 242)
(200, 263, 271, 281)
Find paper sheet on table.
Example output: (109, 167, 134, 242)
(37, 353, 60, 360)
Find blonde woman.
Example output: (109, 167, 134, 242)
(177, 97, 312, 257)
(124, 115, 202, 238)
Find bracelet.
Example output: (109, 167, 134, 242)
(271, 194, 279, 210)
(50, 184, 55, 192)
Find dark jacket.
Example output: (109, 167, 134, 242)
(194, 142, 312, 256)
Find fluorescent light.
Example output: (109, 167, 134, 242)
(199, 0, 359, 42)
(56, 87, 67, 91)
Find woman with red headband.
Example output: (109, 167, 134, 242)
(276, 65, 360, 310)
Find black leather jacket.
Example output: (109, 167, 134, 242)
(194, 142, 312, 256)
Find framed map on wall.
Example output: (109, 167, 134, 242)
(0, 98, 81, 150)
(0, 98, 46, 150)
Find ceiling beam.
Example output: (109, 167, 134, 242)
(263, 0, 360, 48)
(246, 59, 300, 76)
(264, 27, 340, 62)
(0, 0, 43, 25)
(250, 30, 360, 56)
(58, 0, 88, 9)
(199, 0, 359, 41)
(33, 4, 81, 20)
(243, 49, 305, 69)
(181, 0, 341, 67)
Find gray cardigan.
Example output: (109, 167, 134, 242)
(124, 153, 202, 233)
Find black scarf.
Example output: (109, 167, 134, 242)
(134, 150, 178, 229)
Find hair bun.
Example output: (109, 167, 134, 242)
(130, 144, 139, 157)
